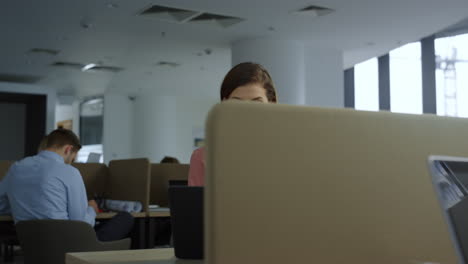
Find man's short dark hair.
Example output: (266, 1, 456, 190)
(45, 129, 82, 152)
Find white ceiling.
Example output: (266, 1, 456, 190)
(1, 0, 467, 98)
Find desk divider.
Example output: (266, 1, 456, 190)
(108, 158, 151, 216)
(150, 164, 189, 207)
(72, 163, 109, 200)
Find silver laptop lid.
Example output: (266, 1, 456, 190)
(428, 155, 468, 264)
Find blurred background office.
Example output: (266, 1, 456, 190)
(0, 0, 467, 163)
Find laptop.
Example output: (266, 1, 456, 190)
(205, 102, 468, 264)
(428, 156, 468, 264)
(168, 186, 203, 259)
(86, 152, 101, 163)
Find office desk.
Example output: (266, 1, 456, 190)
(0, 212, 150, 221)
(1, 212, 170, 249)
(0, 215, 12, 221)
(66, 248, 203, 264)
(96, 212, 147, 219)
(148, 211, 170, 217)
(146, 210, 171, 248)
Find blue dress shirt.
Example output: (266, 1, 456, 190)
(0, 151, 96, 226)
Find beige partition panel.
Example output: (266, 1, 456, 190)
(108, 159, 151, 214)
(206, 102, 468, 264)
(0, 161, 14, 181)
(72, 163, 109, 199)
(150, 164, 189, 207)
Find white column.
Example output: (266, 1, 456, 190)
(103, 94, 134, 163)
(231, 39, 306, 105)
(304, 45, 344, 108)
(132, 95, 178, 163)
(232, 39, 345, 108)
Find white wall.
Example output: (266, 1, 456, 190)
(0, 103, 26, 160)
(103, 91, 216, 164)
(0, 82, 56, 132)
(132, 93, 216, 163)
(55, 104, 74, 123)
(304, 46, 345, 108)
(232, 39, 306, 105)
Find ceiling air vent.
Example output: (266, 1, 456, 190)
(156, 61, 180, 68)
(51, 62, 123, 73)
(295, 5, 334, 17)
(0, 73, 42, 84)
(28, 48, 60, 56)
(189, 13, 244, 28)
(138, 5, 200, 23)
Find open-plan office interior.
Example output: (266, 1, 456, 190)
(1, 0, 468, 263)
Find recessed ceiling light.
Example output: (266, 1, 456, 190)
(82, 63, 98, 72)
(52, 61, 123, 73)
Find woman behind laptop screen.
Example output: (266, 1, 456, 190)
(188, 62, 278, 186)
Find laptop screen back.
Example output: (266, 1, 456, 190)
(429, 157, 468, 264)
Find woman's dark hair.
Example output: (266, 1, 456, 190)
(220, 62, 277, 102)
(160, 156, 180, 164)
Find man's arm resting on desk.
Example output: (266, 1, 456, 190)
(66, 168, 97, 226)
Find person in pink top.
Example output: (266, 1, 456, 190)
(188, 62, 278, 186)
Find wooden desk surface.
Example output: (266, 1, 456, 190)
(1, 211, 155, 221)
(66, 248, 202, 264)
(0, 215, 13, 221)
(148, 211, 171, 217)
(96, 212, 147, 219)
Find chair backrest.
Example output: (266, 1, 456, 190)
(108, 158, 151, 214)
(150, 164, 190, 207)
(205, 103, 468, 264)
(16, 220, 102, 264)
(0, 160, 14, 181)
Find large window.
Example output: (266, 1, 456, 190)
(354, 58, 379, 111)
(435, 34, 468, 117)
(389, 42, 423, 114)
(77, 98, 104, 163)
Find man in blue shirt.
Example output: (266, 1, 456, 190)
(0, 129, 133, 242)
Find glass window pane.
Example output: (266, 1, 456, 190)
(435, 34, 468, 117)
(355, 58, 379, 111)
(389, 42, 422, 114)
(78, 98, 104, 163)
